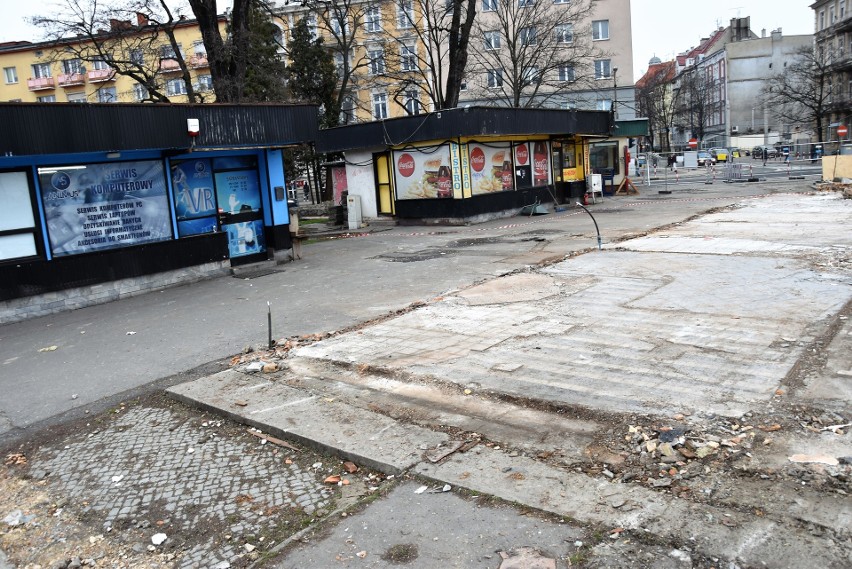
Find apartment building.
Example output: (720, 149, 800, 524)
(275, 0, 635, 123)
(812, 0, 852, 139)
(0, 15, 220, 104)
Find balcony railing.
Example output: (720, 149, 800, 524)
(27, 76, 55, 91)
(58, 73, 86, 87)
(158, 58, 182, 73)
(189, 55, 209, 69)
(87, 68, 116, 83)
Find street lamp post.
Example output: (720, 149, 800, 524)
(612, 66, 618, 120)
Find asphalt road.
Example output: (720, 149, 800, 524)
(0, 178, 817, 444)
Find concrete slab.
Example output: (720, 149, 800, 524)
(415, 446, 849, 568)
(167, 370, 447, 474)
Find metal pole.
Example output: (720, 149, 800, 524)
(575, 202, 602, 250)
(267, 301, 274, 349)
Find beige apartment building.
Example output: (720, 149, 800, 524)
(0, 15, 219, 104)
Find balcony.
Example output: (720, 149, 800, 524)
(87, 68, 116, 83)
(27, 76, 55, 91)
(189, 54, 209, 69)
(58, 73, 86, 87)
(158, 58, 182, 73)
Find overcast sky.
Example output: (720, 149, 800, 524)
(1, 0, 816, 83)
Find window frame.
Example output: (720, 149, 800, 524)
(368, 47, 386, 75)
(484, 31, 501, 50)
(594, 59, 612, 79)
(400, 44, 417, 72)
(372, 91, 388, 120)
(487, 69, 503, 88)
(365, 5, 383, 33)
(558, 64, 575, 82)
(397, 0, 414, 29)
(520, 26, 537, 46)
(592, 20, 609, 41)
(166, 78, 187, 97)
(555, 23, 574, 44)
(3, 66, 17, 84)
(97, 86, 117, 102)
(0, 171, 41, 263)
(482, 0, 497, 11)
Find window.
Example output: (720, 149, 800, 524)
(831, 6, 836, 23)
(160, 44, 180, 59)
(196, 74, 213, 91)
(484, 31, 501, 50)
(589, 141, 618, 174)
(31, 63, 51, 78)
(594, 59, 611, 79)
(459, 75, 467, 91)
(596, 98, 612, 111)
(92, 57, 110, 70)
(483, 0, 497, 10)
(520, 27, 537, 45)
(62, 59, 83, 75)
(820, 10, 825, 30)
(523, 66, 539, 86)
(340, 96, 355, 124)
(130, 49, 144, 65)
(365, 6, 382, 33)
(166, 78, 187, 96)
(487, 69, 503, 88)
(400, 44, 416, 72)
(554, 24, 574, 44)
(0, 171, 39, 262)
(553, 0, 569, 3)
(133, 83, 148, 101)
(305, 14, 318, 39)
(97, 86, 117, 102)
(404, 89, 420, 115)
(558, 64, 575, 81)
(372, 92, 388, 120)
(519, 0, 534, 6)
(3, 67, 17, 84)
(36, 94, 56, 102)
(331, 14, 349, 36)
(66, 92, 87, 103)
(592, 20, 609, 40)
(842, 1, 847, 19)
(192, 40, 207, 57)
(368, 48, 385, 75)
(397, 0, 414, 28)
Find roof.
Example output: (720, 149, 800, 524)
(635, 60, 676, 89)
(316, 106, 612, 153)
(614, 119, 649, 137)
(676, 27, 728, 66)
(0, 103, 319, 156)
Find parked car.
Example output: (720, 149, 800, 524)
(709, 148, 729, 162)
(752, 146, 777, 159)
(697, 151, 716, 166)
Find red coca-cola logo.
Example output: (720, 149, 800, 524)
(397, 153, 416, 177)
(470, 147, 486, 172)
(515, 144, 529, 165)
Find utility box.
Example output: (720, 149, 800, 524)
(588, 174, 603, 202)
(347, 194, 362, 230)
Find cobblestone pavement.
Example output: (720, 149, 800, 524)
(0, 398, 376, 568)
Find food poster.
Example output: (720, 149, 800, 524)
(171, 158, 218, 237)
(393, 146, 453, 199)
(38, 160, 172, 257)
(469, 142, 514, 195)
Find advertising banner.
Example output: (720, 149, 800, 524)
(172, 158, 218, 237)
(468, 142, 513, 195)
(39, 160, 171, 257)
(393, 146, 453, 199)
(214, 170, 262, 214)
(225, 219, 266, 258)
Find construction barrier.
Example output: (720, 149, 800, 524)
(724, 163, 745, 182)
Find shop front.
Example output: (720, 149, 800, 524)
(316, 107, 611, 224)
(0, 103, 318, 323)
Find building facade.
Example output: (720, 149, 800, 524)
(812, 0, 852, 141)
(0, 15, 222, 104)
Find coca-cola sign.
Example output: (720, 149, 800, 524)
(397, 153, 416, 178)
(470, 147, 486, 172)
(515, 144, 529, 165)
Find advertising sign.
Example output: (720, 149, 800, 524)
(214, 170, 262, 214)
(225, 219, 265, 258)
(172, 158, 217, 237)
(392, 146, 453, 199)
(468, 142, 513, 195)
(39, 160, 171, 257)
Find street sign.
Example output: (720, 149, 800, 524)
(838, 125, 848, 137)
(688, 138, 698, 149)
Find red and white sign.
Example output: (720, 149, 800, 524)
(515, 143, 529, 165)
(470, 147, 486, 172)
(838, 125, 848, 137)
(397, 153, 416, 178)
(688, 138, 698, 149)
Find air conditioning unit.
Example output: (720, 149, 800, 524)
(731, 125, 739, 133)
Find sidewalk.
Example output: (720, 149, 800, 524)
(168, 190, 852, 568)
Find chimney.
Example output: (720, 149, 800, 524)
(771, 28, 782, 42)
(136, 12, 149, 27)
(109, 18, 132, 31)
(761, 28, 766, 38)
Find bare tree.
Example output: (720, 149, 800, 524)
(636, 61, 676, 151)
(763, 45, 832, 142)
(465, 0, 604, 108)
(673, 67, 719, 145)
(377, 0, 476, 112)
(31, 0, 203, 102)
